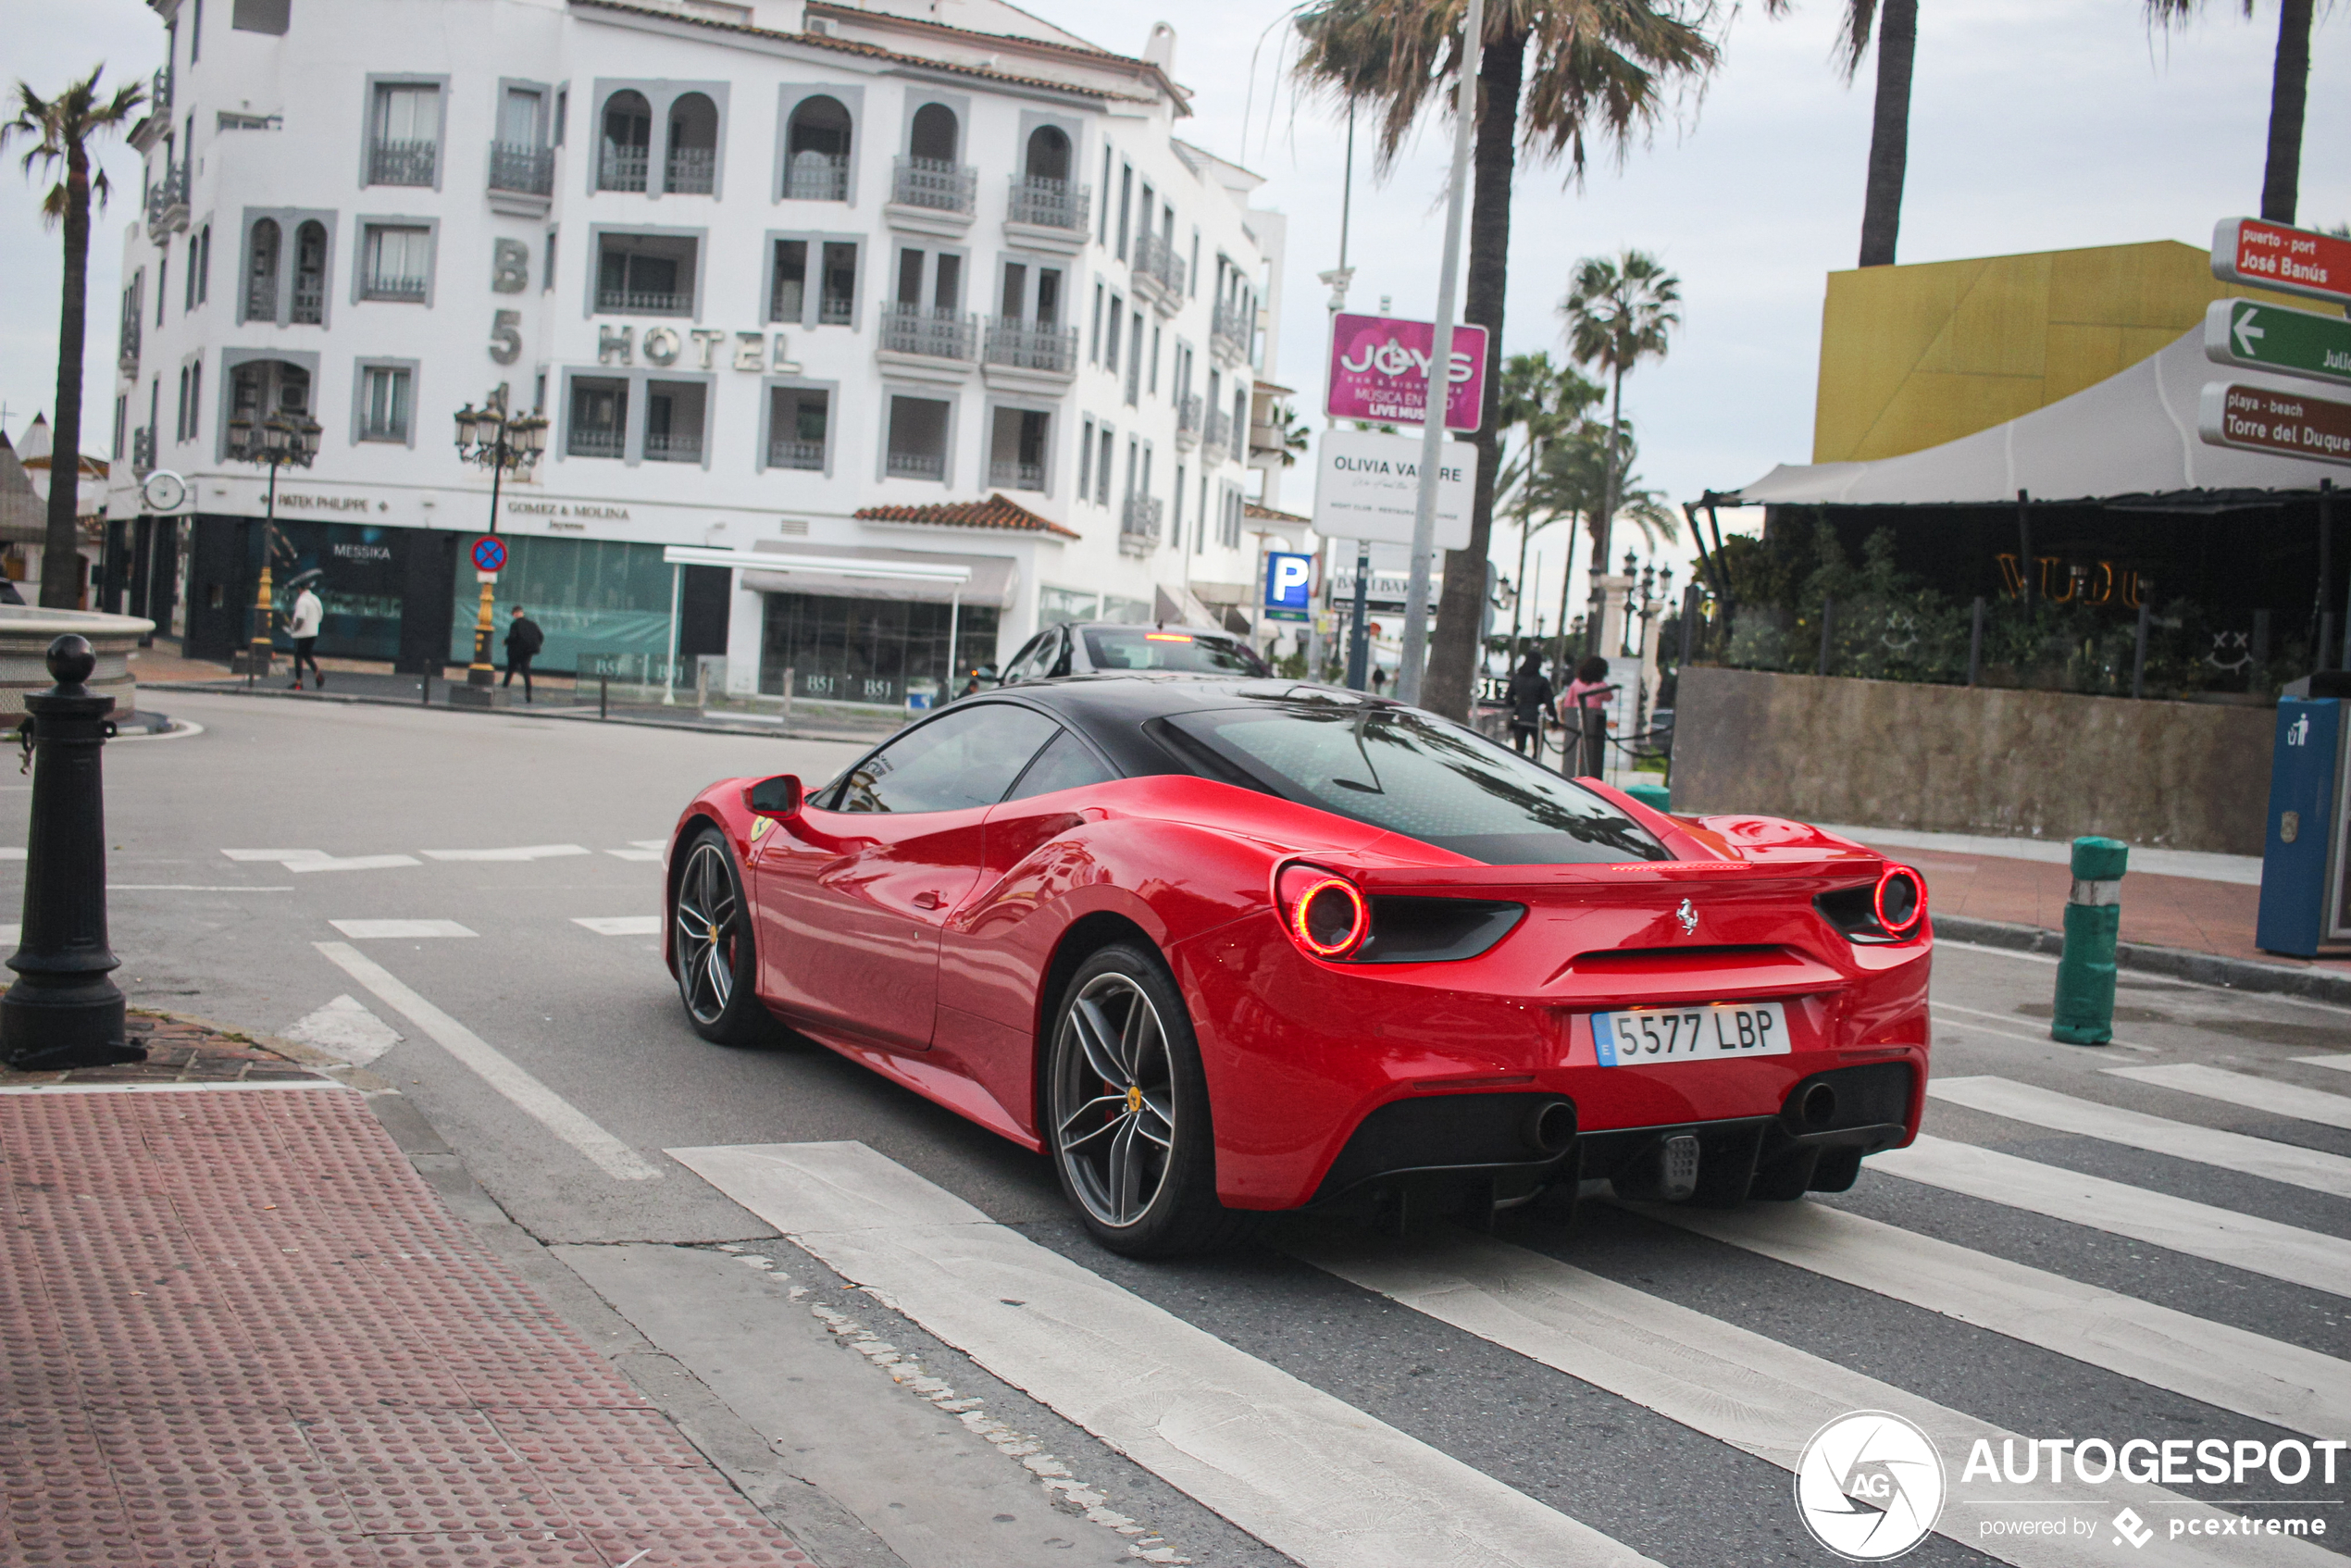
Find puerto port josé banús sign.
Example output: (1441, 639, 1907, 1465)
(2212, 218, 2351, 306)
(1325, 313, 1489, 432)
(2197, 383, 2351, 467)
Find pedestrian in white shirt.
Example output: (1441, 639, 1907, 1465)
(287, 583, 325, 691)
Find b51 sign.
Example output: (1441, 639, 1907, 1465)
(1325, 313, 1489, 431)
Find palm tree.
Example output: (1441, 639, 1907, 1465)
(1559, 249, 1678, 599)
(1747, 2, 1916, 265)
(2146, 0, 2327, 225)
(5, 67, 143, 610)
(1524, 417, 1674, 665)
(1292, 0, 1718, 720)
(1493, 352, 1600, 654)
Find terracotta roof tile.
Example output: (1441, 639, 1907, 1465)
(855, 492, 1080, 539)
(1243, 501, 1311, 526)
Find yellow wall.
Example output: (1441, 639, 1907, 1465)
(1811, 240, 2319, 464)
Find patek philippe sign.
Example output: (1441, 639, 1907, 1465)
(1311, 428, 1475, 549)
(1325, 312, 1489, 431)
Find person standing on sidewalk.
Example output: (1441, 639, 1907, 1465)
(287, 582, 325, 691)
(503, 605, 544, 703)
(1562, 654, 1616, 779)
(1504, 647, 1556, 758)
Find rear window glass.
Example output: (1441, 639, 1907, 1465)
(1082, 628, 1269, 676)
(1158, 703, 1669, 865)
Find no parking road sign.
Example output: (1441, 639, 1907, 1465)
(471, 536, 507, 574)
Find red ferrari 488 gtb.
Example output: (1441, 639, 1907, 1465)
(665, 677, 1930, 1256)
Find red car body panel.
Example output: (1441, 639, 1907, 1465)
(666, 766, 1933, 1212)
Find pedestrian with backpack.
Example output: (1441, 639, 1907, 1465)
(503, 605, 544, 702)
(287, 581, 325, 690)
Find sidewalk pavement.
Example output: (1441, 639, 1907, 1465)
(1, 1014, 816, 1567)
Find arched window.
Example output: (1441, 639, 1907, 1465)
(600, 90, 652, 192)
(665, 92, 718, 194)
(909, 103, 958, 165)
(244, 218, 280, 322)
(290, 221, 328, 324)
(785, 94, 851, 201)
(1024, 125, 1069, 182)
(227, 359, 313, 454)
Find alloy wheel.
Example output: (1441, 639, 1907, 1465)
(673, 840, 740, 1026)
(1052, 972, 1176, 1228)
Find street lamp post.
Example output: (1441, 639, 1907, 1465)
(449, 388, 547, 708)
(225, 406, 323, 678)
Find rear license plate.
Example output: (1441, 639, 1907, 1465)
(1592, 1002, 1792, 1065)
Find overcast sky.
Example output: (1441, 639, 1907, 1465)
(5, 0, 2344, 627)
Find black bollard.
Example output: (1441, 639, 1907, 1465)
(1, 636, 139, 1069)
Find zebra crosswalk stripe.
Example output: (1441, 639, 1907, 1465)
(1648, 1199, 2351, 1437)
(1928, 1076, 2351, 1199)
(1873, 1136, 2351, 1297)
(2106, 1064, 2351, 1132)
(666, 1139, 1662, 1568)
(1294, 1227, 2335, 1568)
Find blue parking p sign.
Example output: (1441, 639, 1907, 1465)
(1264, 552, 1313, 618)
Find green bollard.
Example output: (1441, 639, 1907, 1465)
(2051, 836, 2130, 1045)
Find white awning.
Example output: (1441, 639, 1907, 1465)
(728, 540, 1019, 608)
(1724, 326, 2347, 508)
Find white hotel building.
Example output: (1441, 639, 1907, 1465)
(105, 0, 1300, 702)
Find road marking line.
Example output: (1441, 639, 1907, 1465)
(1928, 1075, 2351, 1199)
(2105, 1063, 2351, 1132)
(223, 848, 421, 873)
(573, 916, 661, 936)
(285, 994, 404, 1066)
(1932, 1000, 2155, 1052)
(1649, 1199, 2351, 1437)
(1297, 1229, 2329, 1568)
(107, 884, 295, 892)
(317, 941, 659, 1182)
(1875, 1136, 2351, 1298)
(667, 1139, 1659, 1568)
(0, 847, 22, 860)
(2296, 1053, 2351, 1074)
(0, 1079, 342, 1095)
(420, 844, 592, 862)
(604, 849, 664, 862)
(328, 919, 479, 940)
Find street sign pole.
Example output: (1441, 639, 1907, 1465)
(1396, 0, 1483, 708)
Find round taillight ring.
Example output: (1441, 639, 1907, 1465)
(1291, 876, 1369, 959)
(1874, 865, 1925, 937)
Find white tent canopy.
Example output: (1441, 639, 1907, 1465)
(1725, 326, 2345, 508)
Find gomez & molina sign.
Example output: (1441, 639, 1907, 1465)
(505, 500, 631, 521)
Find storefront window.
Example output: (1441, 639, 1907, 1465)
(1038, 585, 1098, 627)
(448, 534, 672, 673)
(759, 591, 999, 707)
(246, 517, 405, 661)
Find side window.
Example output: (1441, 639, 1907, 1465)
(1003, 730, 1115, 803)
(835, 703, 1059, 814)
(1000, 632, 1052, 685)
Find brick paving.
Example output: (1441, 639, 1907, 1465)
(1, 1022, 814, 1567)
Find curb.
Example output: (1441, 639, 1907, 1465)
(140, 679, 890, 746)
(130, 1004, 402, 1095)
(1935, 914, 2351, 1008)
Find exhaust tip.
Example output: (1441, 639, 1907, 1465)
(1798, 1081, 1838, 1129)
(1523, 1098, 1577, 1156)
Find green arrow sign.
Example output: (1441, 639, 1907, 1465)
(2203, 297, 2351, 386)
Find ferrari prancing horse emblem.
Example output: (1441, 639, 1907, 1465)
(1676, 898, 1698, 936)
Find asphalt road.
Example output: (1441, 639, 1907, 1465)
(35, 690, 2351, 1568)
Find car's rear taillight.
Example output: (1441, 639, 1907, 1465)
(1874, 865, 1926, 938)
(1276, 864, 1370, 959)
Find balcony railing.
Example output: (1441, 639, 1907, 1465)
(367, 138, 438, 187)
(596, 285, 692, 316)
(290, 276, 324, 325)
(816, 292, 854, 326)
(665, 146, 715, 194)
(1174, 392, 1202, 449)
(784, 153, 848, 202)
(568, 427, 625, 459)
(1203, 407, 1232, 455)
(360, 414, 409, 442)
(118, 316, 140, 375)
(143, 162, 188, 234)
(1119, 493, 1163, 554)
(768, 438, 825, 471)
(245, 273, 277, 322)
(599, 145, 649, 193)
(1212, 299, 1251, 361)
(363, 274, 429, 304)
(982, 318, 1076, 376)
(891, 156, 976, 216)
(1136, 232, 1187, 296)
(878, 304, 975, 360)
(645, 430, 703, 463)
(131, 426, 155, 479)
(1006, 174, 1089, 232)
(886, 450, 946, 480)
(989, 459, 1045, 492)
(489, 142, 554, 197)
(149, 66, 172, 117)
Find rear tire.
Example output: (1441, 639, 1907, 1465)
(670, 828, 771, 1047)
(1045, 942, 1252, 1258)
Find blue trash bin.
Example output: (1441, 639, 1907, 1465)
(2256, 697, 2345, 958)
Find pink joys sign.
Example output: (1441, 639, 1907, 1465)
(1325, 313, 1490, 432)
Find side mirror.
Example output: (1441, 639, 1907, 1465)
(745, 774, 803, 819)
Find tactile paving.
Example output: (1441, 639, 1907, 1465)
(2, 1087, 815, 1566)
